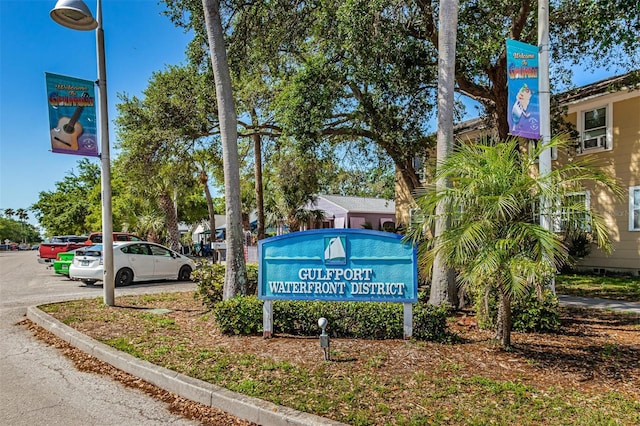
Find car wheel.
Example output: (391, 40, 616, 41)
(82, 279, 96, 285)
(115, 268, 133, 287)
(178, 265, 192, 281)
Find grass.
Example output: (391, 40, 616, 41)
(36, 275, 640, 425)
(555, 273, 640, 301)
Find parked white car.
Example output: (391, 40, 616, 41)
(69, 242, 196, 286)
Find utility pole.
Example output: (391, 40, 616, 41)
(538, 0, 554, 292)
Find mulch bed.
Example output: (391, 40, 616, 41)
(23, 294, 640, 425)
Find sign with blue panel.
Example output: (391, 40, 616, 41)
(258, 229, 418, 303)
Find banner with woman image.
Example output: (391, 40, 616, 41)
(506, 39, 540, 140)
(46, 72, 99, 156)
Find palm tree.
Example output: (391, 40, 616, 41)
(133, 213, 166, 243)
(264, 197, 288, 236)
(201, 0, 248, 298)
(249, 108, 266, 241)
(3, 208, 15, 220)
(158, 190, 181, 251)
(430, 0, 460, 307)
(16, 208, 29, 243)
(290, 207, 326, 232)
(408, 136, 620, 348)
(193, 150, 218, 249)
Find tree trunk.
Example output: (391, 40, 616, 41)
(250, 109, 265, 241)
(159, 191, 180, 252)
(430, 0, 459, 307)
(199, 171, 217, 249)
(287, 214, 300, 233)
(201, 0, 247, 298)
(495, 286, 512, 348)
(487, 55, 510, 141)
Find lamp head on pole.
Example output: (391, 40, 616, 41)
(50, 0, 97, 31)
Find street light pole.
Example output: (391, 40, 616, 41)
(51, 0, 114, 305)
(95, 0, 115, 305)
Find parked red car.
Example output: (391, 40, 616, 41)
(84, 232, 144, 245)
(37, 233, 144, 264)
(37, 235, 88, 264)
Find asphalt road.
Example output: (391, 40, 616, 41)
(0, 250, 199, 426)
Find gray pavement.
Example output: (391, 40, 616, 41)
(558, 294, 640, 314)
(0, 250, 202, 426)
(1, 306, 200, 426)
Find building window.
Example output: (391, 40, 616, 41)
(553, 191, 591, 232)
(631, 186, 640, 231)
(578, 105, 611, 153)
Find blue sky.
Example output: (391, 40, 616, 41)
(1, 1, 620, 229)
(0, 0, 192, 226)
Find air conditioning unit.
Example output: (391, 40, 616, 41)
(583, 134, 607, 150)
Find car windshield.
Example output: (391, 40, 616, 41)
(76, 244, 103, 257)
(68, 236, 89, 243)
(49, 236, 87, 243)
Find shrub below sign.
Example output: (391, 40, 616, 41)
(213, 296, 451, 341)
(194, 262, 450, 341)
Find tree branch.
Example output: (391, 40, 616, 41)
(510, 0, 532, 40)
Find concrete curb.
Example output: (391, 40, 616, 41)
(27, 306, 346, 426)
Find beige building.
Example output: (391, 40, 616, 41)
(406, 72, 639, 276)
(559, 73, 639, 276)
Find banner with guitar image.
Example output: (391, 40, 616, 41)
(46, 73, 98, 157)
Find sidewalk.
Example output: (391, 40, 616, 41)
(558, 295, 640, 314)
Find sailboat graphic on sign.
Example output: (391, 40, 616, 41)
(324, 236, 346, 264)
